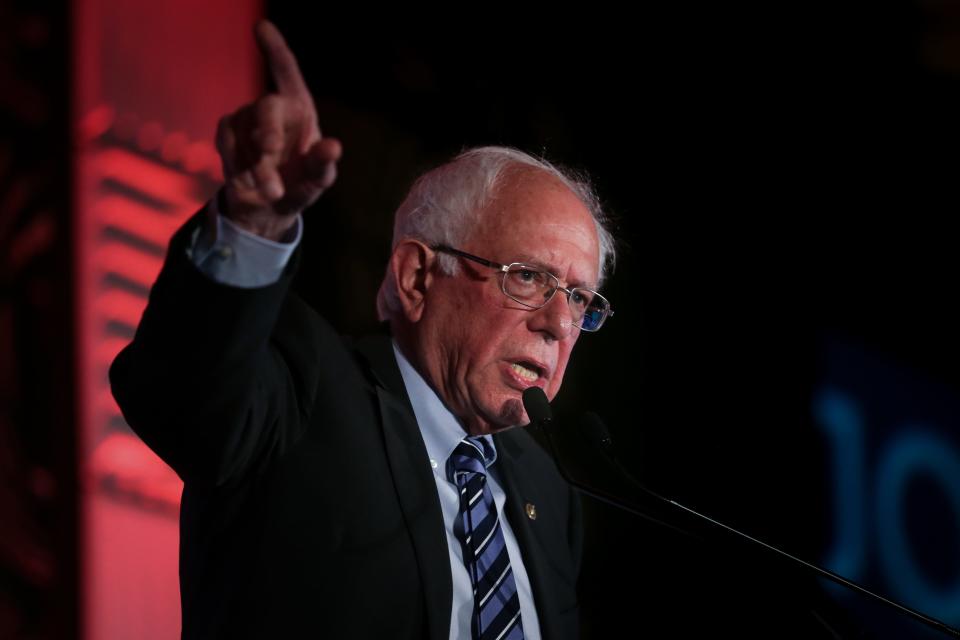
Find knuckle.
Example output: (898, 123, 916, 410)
(258, 93, 280, 110)
(251, 160, 274, 180)
(231, 172, 255, 190)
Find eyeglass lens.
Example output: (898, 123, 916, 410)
(503, 265, 607, 330)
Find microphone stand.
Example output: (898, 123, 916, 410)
(522, 388, 960, 639)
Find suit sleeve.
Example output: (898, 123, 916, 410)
(109, 208, 330, 487)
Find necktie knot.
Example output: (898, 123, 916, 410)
(447, 436, 494, 482)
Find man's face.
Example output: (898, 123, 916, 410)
(415, 168, 601, 435)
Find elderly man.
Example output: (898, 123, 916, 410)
(110, 21, 615, 640)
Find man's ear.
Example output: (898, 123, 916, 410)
(389, 240, 434, 323)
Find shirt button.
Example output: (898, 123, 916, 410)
(430, 459, 438, 469)
(216, 245, 233, 259)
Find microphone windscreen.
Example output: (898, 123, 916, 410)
(522, 387, 552, 423)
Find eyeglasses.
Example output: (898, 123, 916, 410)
(432, 245, 614, 332)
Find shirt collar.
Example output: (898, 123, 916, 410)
(391, 340, 497, 474)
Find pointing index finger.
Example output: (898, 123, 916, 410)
(255, 20, 313, 102)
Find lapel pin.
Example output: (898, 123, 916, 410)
(525, 502, 537, 521)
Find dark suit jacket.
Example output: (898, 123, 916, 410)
(110, 212, 583, 639)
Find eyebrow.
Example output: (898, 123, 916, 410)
(511, 253, 597, 290)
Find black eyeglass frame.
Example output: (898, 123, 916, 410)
(431, 244, 614, 332)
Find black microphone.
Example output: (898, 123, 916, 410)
(573, 408, 960, 639)
(521, 387, 699, 540)
(522, 386, 553, 426)
(579, 411, 613, 457)
(579, 411, 668, 502)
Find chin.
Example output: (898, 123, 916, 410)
(496, 398, 527, 428)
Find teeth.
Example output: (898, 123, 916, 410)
(511, 363, 539, 382)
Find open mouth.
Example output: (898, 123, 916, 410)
(510, 361, 543, 382)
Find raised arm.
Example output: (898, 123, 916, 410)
(110, 22, 341, 487)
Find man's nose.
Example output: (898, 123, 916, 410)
(530, 291, 574, 341)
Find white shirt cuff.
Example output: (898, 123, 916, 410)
(187, 195, 303, 288)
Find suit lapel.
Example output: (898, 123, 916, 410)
(354, 336, 452, 640)
(494, 432, 563, 640)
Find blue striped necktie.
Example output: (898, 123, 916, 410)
(448, 436, 525, 640)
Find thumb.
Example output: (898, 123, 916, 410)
(302, 137, 342, 191)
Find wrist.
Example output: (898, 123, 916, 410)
(220, 190, 300, 242)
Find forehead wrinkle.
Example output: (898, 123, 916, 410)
(486, 233, 597, 286)
(515, 220, 599, 284)
(507, 254, 597, 290)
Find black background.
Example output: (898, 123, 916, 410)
(267, 3, 960, 637)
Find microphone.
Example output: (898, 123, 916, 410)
(521, 386, 553, 426)
(579, 411, 613, 456)
(564, 402, 960, 638)
(521, 387, 700, 541)
(578, 411, 666, 502)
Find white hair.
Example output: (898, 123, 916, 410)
(376, 146, 616, 322)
